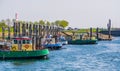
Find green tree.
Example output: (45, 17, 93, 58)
(6, 18, 11, 27)
(39, 20, 45, 25)
(55, 20, 69, 28)
(59, 20, 69, 28)
(55, 20, 60, 26)
(0, 20, 8, 28)
(34, 21, 39, 24)
(46, 21, 51, 26)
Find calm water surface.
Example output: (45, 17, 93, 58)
(0, 37, 120, 71)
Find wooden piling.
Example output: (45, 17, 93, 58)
(13, 22, 17, 37)
(18, 22, 21, 37)
(96, 27, 99, 40)
(29, 24, 32, 38)
(108, 19, 111, 39)
(2, 27, 5, 40)
(22, 24, 25, 36)
(38, 24, 42, 47)
(8, 27, 11, 40)
(90, 27, 92, 40)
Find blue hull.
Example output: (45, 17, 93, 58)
(44, 43, 62, 50)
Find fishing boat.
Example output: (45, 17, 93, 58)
(0, 36, 49, 60)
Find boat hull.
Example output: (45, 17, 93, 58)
(44, 43, 62, 50)
(0, 49, 49, 60)
(68, 39, 97, 45)
(57, 41, 68, 45)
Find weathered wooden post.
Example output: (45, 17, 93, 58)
(13, 22, 17, 37)
(18, 22, 21, 37)
(39, 25, 42, 36)
(49, 26, 52, 35)
(36, 24, 39, 48)
(26, 23, 29, 36)
(29, 24, 32, 38)
(22, 24, 25, 36)
(107, 19, 111, 39)
(2, 27, 5, 40)
(41, 25, 43, 37)
(43, 25, 46, 37)
(51, 26, 54, 36)
(38, 24, 42, 47)
(8, 26, 11, 40)
(32, 24, 36, 50)
(55, 26, 59, 43)
(96, 27, 99, 40)
(46, 25, 49, 35)
(90, 27, 92, 40)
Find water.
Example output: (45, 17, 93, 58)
(0, 37, 120, 71)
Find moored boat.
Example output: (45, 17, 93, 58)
(0, 36, 49, 60)
(68, 33, 97, 45)
(68, 39, 97, 45)
(43, 43, 62, 50)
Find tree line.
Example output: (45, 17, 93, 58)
(0, 19, 69, 28)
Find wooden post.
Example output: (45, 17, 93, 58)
(38, 25, 42, 47)
(36, 24, 39, 48)
(18, 22, 21, 37)
(29, 24, 32, 38)
(46, 25, 49, 35)
(26, 23, 28, 36)
(96, 27, 99, 40)
(43, 25, 46, 37)
(22, 24, 25, 36)
(90, 27, 92, 40)
(33, 24, 36, 50)
(108, 19, 111, 39)
(2, 27, 5, 40)
(8, 27, 11, 40)
(13, 22, 17, 37)
(39, 25, 42, 36)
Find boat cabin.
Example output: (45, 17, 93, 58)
(11, 37, 33, 51)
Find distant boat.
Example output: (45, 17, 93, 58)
(57, 35, 68, 45)
(42, 34, 65, 50)
(43, 43, 62, 50)
(68, 33, 97, 45)
(68, 39, 97, 45)
(0, 36, 49, 60)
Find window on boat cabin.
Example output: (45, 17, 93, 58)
(23, 40, 26, 44)
(22, 40, 31, 44)
(13, 40, 18, 44)
(26, 40, 30, 44)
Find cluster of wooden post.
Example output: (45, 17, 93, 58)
(1, 22, 61, 48)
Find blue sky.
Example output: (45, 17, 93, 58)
(0, 0, 120, 28)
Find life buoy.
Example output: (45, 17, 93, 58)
(24, 44, 29, 49)
(11, 46, 16, 51)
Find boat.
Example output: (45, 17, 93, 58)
(0, 36, 49, 60)
(68, 33, 97, 45)
(41, 35, 62, 50)
(68, 39, 97, 45)
(57, 35, 68, 45)
(43, 43, 62, 50)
